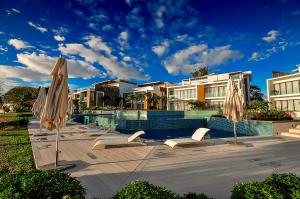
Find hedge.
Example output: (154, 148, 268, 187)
(0, 117, 29, 129)
(231, 173, 300, 199)
(0, 170, 86, 199)
(112, 180, 212, 199)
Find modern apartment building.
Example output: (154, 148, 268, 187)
(167, 71, 252, 111)
(124, 81, 175, 110)
(267, 64, 300, 117)
(70, 79, 137, 108)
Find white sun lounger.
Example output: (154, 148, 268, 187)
(94, 130, 145, 141)
(92, 130, 145, 150)
(164, 128, 210, 149)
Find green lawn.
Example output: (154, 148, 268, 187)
(0, 113, 35, 175)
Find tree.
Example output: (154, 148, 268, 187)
(249, 85, 264, 101)
(188, 100, 206, 110)
(115, 97, 123, 107)
(3, 86, 39, 112)
(160, 95, 167, 110)
(101, 95, 111, 107)
(191, 66, 208, 78)
(125, 94, 136, 109)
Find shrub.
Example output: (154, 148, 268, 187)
(177, 192, 213, 199)
(231, 173, 300, 199)
(0, 170, 85, 199)
(113, 180, 213, 199)
(0, 117, 29, 129)
(112, 180, 176, 199)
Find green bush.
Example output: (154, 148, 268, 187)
(177, 192, 213, 199)
(112, 180, 176, 199)
(0, 170, 85, 199)
(113, 180, 213, 199)
(231, 173, 300, 199)
(0, 117, 29, 129)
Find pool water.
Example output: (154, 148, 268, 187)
(119, 128, 242, 141)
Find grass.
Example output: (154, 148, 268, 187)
(0, 113, 35, 175)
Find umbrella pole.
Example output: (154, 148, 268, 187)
(39, 120, 42, 134)
(55, 127, 59, 167)
(233, 121, 237, 144)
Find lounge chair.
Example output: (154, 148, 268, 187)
(94, 130, 145, 141)
(164, 128, 210, 149)
(92, 130, 145, 150)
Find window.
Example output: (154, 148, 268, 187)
(280, 83, 286, 95)
(281, 100, 288, 111)
(294, 100, 300, 111)
(169, 90, 174, 95)
(276, 101, 282, 110)
(288, 100, 294, 111)
(286, 81, 293, 94)
(293, 81, 299, 94)
(274, 84, 280, 95)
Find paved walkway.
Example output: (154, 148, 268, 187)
(28, 118, 300, 199)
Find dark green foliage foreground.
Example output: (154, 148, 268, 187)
(0, 170, 86, 199)
(112, 180, 213, 199)
(231, 173, 300, 199)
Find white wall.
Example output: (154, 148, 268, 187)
(119, 83, 136, 96)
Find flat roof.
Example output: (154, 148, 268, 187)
(137, 81, 172, 87)
(93, 79, 137, 86)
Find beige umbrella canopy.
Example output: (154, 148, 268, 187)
(40, 56, 68, 167)
(32, 87, 46, 119)
(223, 78, 244, 144)
(41, 57, 68, 131)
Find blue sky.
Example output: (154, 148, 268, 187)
(0, 0, 300, 94)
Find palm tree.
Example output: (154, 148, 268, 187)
(101, 95, 111, 107)
(125, 94, 136, 109)
(152, 94, 160, 110)
(145, 92, 153, 110)
(160, 95, 167, 110)
(115, 96, 123, 108)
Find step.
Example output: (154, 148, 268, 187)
(281, 132, 300, 139)
(296, 124, 300, 129)
(289, 128, 300, 134)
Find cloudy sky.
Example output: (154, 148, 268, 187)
(0, 0, 300, 93)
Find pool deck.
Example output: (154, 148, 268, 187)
(28, 118, 300, 199)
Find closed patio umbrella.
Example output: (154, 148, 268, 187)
(223, 77, 245, 144)
(41, 56, 68, 167)
(67, 96, 74, 120)
(32, 87, 47, 134)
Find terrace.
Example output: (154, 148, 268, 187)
(28, 118, 300, 199)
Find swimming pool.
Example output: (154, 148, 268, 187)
(119, 128, 240, 141)
(73, 114, 245, 140)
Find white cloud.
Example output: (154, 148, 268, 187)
(84, 35, 111, 55)
(6, 8, 20, 15)
(155, 5, 165, 28)
(249, 52, 261, 61)
(102, 24, 113, 32)
(249, 41, 288, 61)
(54, 35, 65, 41)
(125, 0, 133, 6)
(118, 31, 129, 49)
(28, 21, 48, 33)
(0, 46, 7, 52)
(0, 52, 104, 81)
(152, 40, 169, 56)
(52, 27, 69, 35)
(0, 79, 20, 93)
(0, 32, 5, 35)
(123, 56, 131, 62)
(8, 39, 31, 50)
(262, 30, 279, 42)
(164, 44, 243, 74)
(59, 43, 148, 80)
